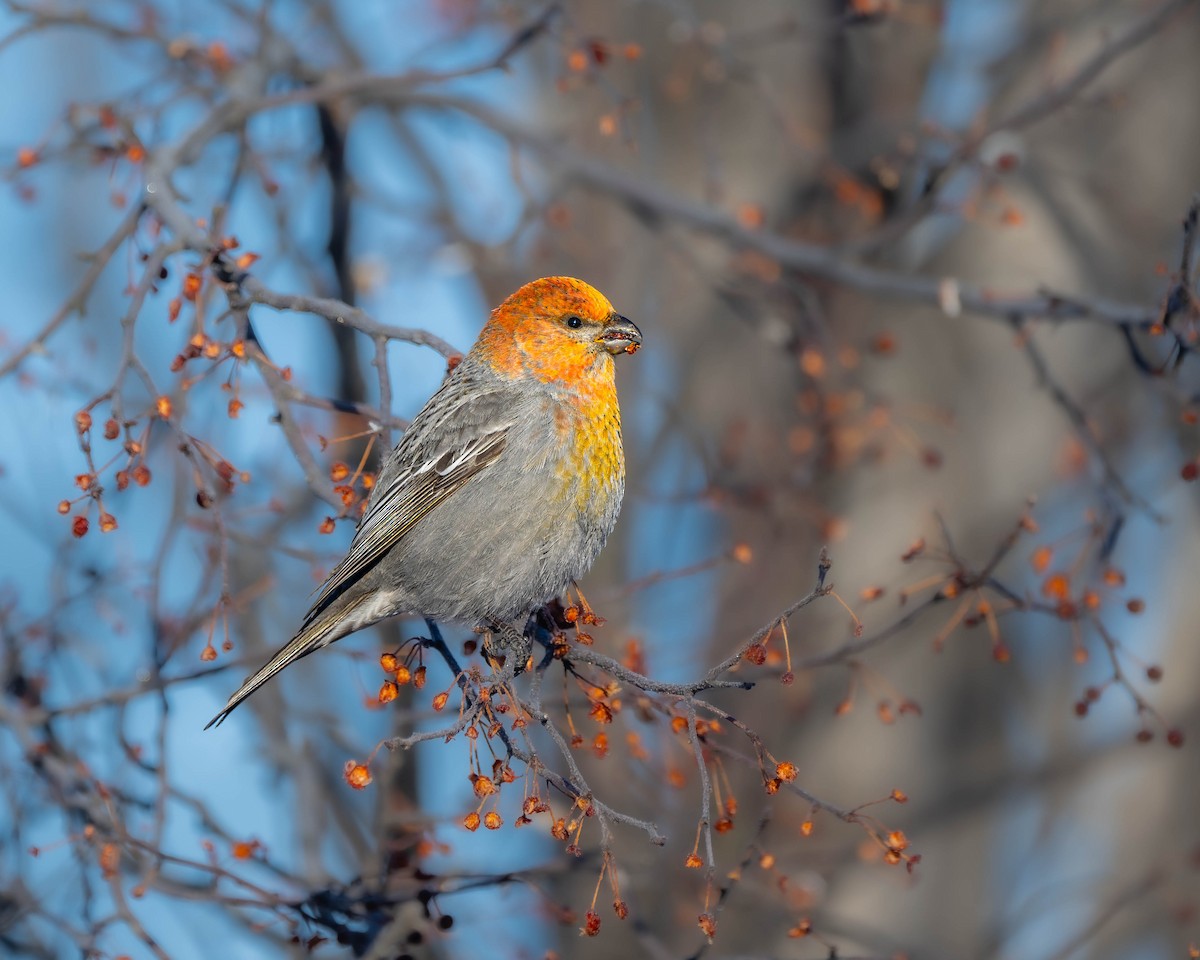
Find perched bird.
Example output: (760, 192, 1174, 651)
(207, 277, 641, 727)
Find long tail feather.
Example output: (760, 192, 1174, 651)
(205, 596, 367, 729)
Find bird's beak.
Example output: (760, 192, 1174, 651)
(598, 315, 643, 355)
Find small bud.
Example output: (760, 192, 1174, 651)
(462, 812, 480, 831)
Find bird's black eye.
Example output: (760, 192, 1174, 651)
(566, 316, 583, 329)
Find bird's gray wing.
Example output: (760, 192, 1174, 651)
(303, 382, 516, 625)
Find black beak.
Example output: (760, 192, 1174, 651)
(599, 315, 643, 355)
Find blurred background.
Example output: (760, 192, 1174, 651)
(1, 1, 1199, 958)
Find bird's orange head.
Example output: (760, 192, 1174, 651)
(473, 277, 642, 387)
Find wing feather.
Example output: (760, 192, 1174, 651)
(302, 384, 515, 625)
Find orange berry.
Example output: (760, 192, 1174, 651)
(1041, 573, 1070, 600)
(343, 761, 372, 790)
(231, 840, 258, 860)
(99, 843, 120, 877)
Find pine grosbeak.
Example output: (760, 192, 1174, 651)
(208, 277, 641, 726)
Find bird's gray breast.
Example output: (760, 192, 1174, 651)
(385, 390, 621, 623)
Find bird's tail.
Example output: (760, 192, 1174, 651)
(205, 595, 368, 729)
